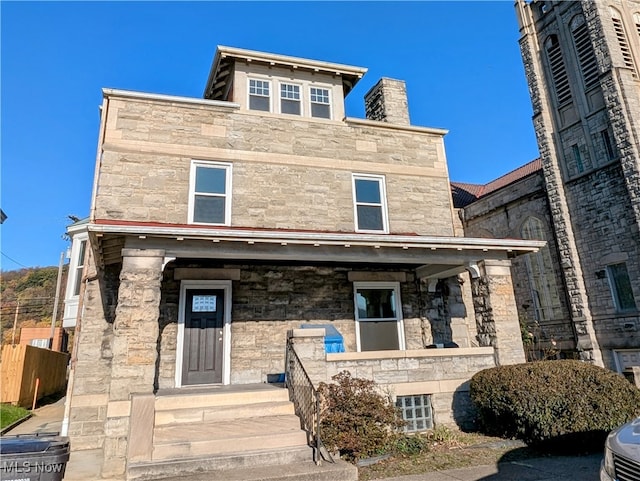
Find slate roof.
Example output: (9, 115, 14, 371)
(451, 158, 542, 208)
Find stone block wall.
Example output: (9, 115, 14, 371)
(289, 330, 496, 430)
(517, 0, 640, 368)
(460, 173, 575, 354)
(95, 94, 454, 237)
(67, 251, 118, 451)
(156, 262, 478, 387)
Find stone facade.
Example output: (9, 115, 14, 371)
(516, 0, 640, 369)
(455, 169, 576, 358)
(67, 46, 538, 478)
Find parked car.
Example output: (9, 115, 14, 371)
(601, 416, 640, 481)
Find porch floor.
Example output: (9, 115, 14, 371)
(156, 382, 286, 397)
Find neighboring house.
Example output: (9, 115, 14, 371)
(19, 326, 68, 352)
(452, 0, 640, 384)
(66, 46, 542, 480)
(62, 218, 89, 328)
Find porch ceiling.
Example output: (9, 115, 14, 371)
(89, 223, 545, 277)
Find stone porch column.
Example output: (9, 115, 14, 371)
(102, 248, 165, 478)
(471, 259, 526, 366)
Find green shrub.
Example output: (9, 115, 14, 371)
(318, 371, 405, 461)
(469, 360, 640, 452)
(394, 433, 429, 456)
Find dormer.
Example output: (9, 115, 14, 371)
(203, 46, 367, 121)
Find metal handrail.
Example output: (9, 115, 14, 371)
(285, 339, 334, 465)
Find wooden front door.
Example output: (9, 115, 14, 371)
(182, 289, 224, 385)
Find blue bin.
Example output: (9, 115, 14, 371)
(300, 324, 345, 353)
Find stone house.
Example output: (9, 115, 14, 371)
(65, 46, 542, 479)
(453, 0, 640, 383)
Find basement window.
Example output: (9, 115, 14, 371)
(396, 395, 433, 432)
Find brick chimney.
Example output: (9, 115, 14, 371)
(364, 78, 410, 125)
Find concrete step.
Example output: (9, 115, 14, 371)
(130, 458, 358, 481)
(152, 414, 308, 461)
(128, 446, 313, 481)
(155, 400, 295, 426)
(154, 385, 290, 412)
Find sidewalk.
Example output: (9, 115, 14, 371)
(3, 397, 104, 480)
(2, 398, 603, 481)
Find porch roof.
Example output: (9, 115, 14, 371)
(89, 220, 544, 279)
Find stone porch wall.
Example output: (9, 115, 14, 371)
(290, 329, 496, 429)
(156, 262, 478, 388)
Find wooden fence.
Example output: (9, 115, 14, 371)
(1, 344, 69, 407)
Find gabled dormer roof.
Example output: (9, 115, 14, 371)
(203, 45, 368, 101)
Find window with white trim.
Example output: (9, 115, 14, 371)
(352, 174, 389, 233)
(189, 161, 232, 225)
(396, 395, 433, 432)
(30, 339, 49, 349)
(249, 79, 271, 111)
(354, 282, 404, 352)
(607, 263, 636, 312)
(280, 83, 301, 115)
(310, 87, 331, 119)
(73, 240, 87, 296)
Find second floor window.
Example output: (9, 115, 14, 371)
(310, 87, 331, 118)
(189, 161, 232, 225)
(249, 79, 270, 111)
(352, 174, 388, 233)
(280, 83, 301, 115)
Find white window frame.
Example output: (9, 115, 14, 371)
(188, 160, 232, 226)
(279, 81, 302, 116)
(248, 78, 272, 112)
(62, 231, 89, 328)
(175, 280, 232, 387)
(309, 86, 332, 119)
(352, 174, 389, 233)
(353, 281, 405, 352)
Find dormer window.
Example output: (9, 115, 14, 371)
(310, 87, 331, 119)
(280, 83, 301, 115)
(249, 79, 270, 111)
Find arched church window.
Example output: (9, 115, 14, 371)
(521, 217, 563, 322)
(633, 12, 640, 39)
(611, 7, 638, 77)
(570, 15, 599, 90)
(545, 35, 572, 105)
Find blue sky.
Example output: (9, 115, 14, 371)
(1, 1, 539, 270)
